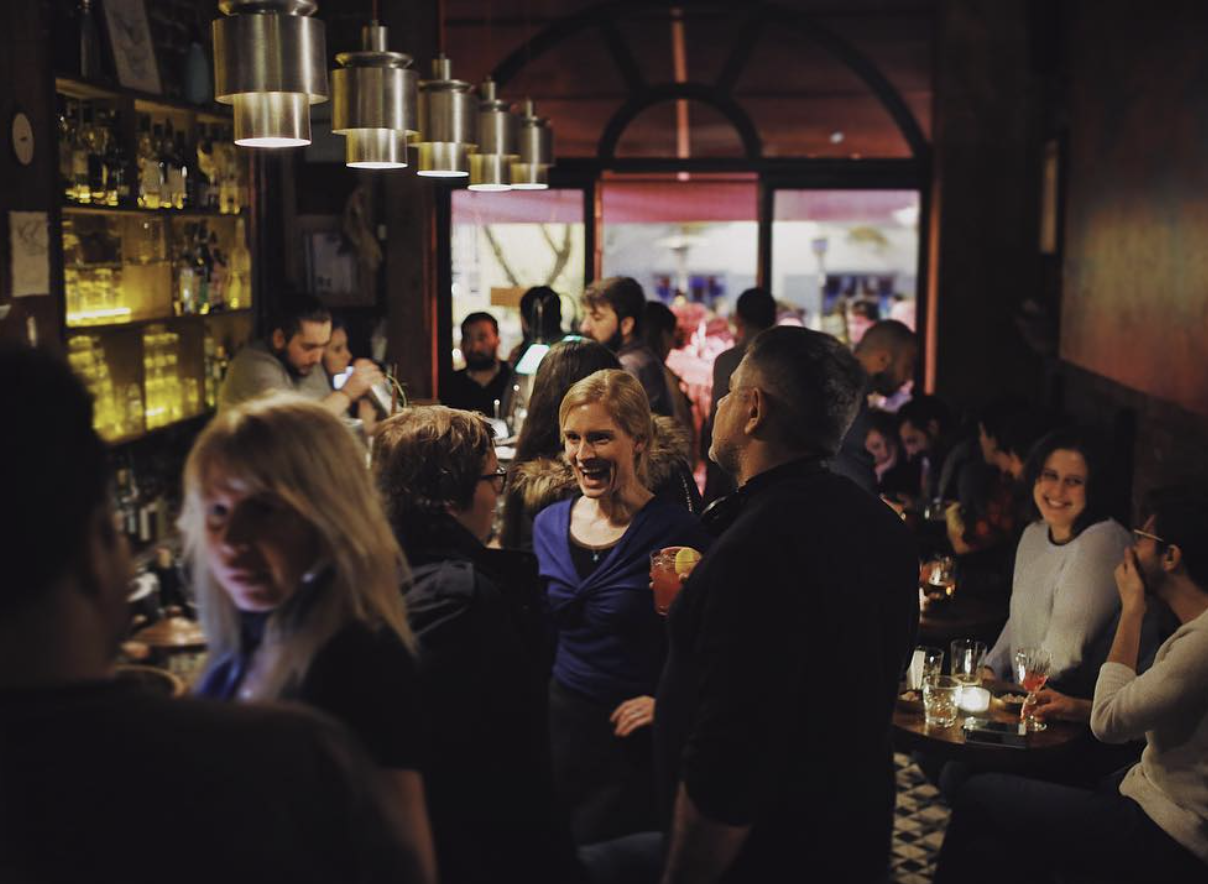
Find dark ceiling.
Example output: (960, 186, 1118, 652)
(436, 0, 936, 160)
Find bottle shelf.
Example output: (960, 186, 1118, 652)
(63, 203, 243, 219)
(55, 75, 232, 124)
(66, 307, 253, 334)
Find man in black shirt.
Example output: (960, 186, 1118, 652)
(444, 311, 513, 416)
(0, 344, 422, 884)
(655, 327, 919, 883)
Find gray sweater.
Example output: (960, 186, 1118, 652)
(218, 340, 332, 412)
(1092, 608, 1208, 864)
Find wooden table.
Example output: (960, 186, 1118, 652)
(917, 594, 1008, 644)
(893, 689, 1088, 772)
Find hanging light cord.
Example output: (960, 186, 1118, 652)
(437, 0, 447, 56)
(371, 0, 379, 24)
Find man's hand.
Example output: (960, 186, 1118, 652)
(1114, 548, 1148, 616)
(342, 359, 384, 401)
(1027, 687, 1092, 723)
(610, 695, 655, 737)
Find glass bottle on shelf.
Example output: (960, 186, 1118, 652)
(172, 129, 189, 209)
(176, 234, 197, 316)
(208, 231, 227, 311)
(104, 110, 129, 206)
(59, 98, 76, 203)
(158, 121, 175, 210)
(196, 125, 217, 210)
(138, 116, 161, 209)
(71, 102, 90, 203)
(226, 218, 250, 309)
(194, 222, 212, 314)
(81, 104, 108, 205)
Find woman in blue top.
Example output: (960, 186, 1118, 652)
(534, 368, 712, 844)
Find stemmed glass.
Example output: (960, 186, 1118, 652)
(1013, 647, 1051, 733)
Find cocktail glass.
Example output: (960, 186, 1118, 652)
(650, 546, 699, 616)
(1014, 647, 1052, 733)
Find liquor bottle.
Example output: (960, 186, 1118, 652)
(172, 130, 189, 209)
(59, 98, 76, 203)
(176, 234, 196, 315)
(107, 120, 130, 206)
(193, 223, 212, 314)
(71, 102, 91, 203)
(208, 231, 228, 310)
(82, 105, 108, 205)
(159, 122, 175, 209)
(196, 125, 217, 210)
(137, 117, 160, 209)
(226, 218, 250, 309)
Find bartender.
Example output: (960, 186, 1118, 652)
(218, 294, 382, 414)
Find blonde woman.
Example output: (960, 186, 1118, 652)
(533, 369, 711, 843)
(181, 394, 436, 884)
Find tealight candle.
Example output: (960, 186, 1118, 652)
(957, 685, 991, 714)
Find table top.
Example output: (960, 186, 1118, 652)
(893, 687, 1088, 770)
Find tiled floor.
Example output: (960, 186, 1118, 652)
(891, 753, 949, 884)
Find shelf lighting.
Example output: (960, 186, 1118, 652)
(212, 0, 329, 148)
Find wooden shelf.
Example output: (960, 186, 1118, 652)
(67, 308, 254, 334)
(105, 410, 212, 450)
(63, 203, 243, 219)
(55, 75, 232, 123)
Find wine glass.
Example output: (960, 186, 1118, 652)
(1013, 647, 1051, 733)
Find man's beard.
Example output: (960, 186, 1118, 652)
(465, 353, 497, 371)
(604, 328, 625, 353)
(868, 369, 898, 397)
(274, 349, 309, 378)
(709, 437, 739, 479)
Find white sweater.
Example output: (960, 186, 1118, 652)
(985, 519, 1132, 690)
(1091, 608, 1208, 863)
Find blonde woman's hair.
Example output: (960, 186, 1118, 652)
(558, 368, 654, 485)
(180, 393, 413, 701)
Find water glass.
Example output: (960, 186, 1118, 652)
(922, 675, 961, 728)
(950, 639, 987, 687)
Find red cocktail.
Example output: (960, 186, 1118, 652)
(650, 546, 700, 615)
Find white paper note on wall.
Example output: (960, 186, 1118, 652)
(9, 211, 50, 297)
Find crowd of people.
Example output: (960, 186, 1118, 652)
(1, 273, 1205, 884)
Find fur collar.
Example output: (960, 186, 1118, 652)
(508, 416, 693, 518)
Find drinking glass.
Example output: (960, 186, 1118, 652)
(1013, 647, 1052, 733)
(950, 639, 987, 687)
(922, 675, 961, 728)
(923, 555, 957, 601)
(649, 546, 699, 616)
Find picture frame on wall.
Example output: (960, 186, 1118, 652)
(102, 0, 162, 94)
(299, 215, 373, 307)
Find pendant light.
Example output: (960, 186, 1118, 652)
(511, 99, 553, 190)
(331, 23, 417, 169)
(468, 80, 517, 192)
(415, 56, 476, 177)
(212, 0, 329, 148)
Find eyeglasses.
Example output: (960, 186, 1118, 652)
(1133, 528, 1167, 545)
(479, 467, 508, 492)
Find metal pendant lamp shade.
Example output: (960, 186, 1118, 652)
(213, 0, 329, 148)
(511, 99, 553, 190)
(468, 79, 517, 192)
(416, 56, 477, 177)
(331, 23, 417, 169)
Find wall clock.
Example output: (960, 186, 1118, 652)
(11, 112, 34, 166)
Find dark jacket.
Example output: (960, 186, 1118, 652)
(501, 414, 702, 550)
(655, 458, 919, 883)
(398, 516, 584, 884)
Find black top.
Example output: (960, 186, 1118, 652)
(655, 458, 919, 883)
(197, 618, 423, 771)
(0, 681, 416, 884)
(400, 515, 585, 884)
(442, 363, 514, 416)
(568, 530, 618, 581)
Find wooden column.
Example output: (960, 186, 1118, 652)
(380, 0, 441, 402)
(0, 2, 59, 348)
(930, 0, 1047, 405)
